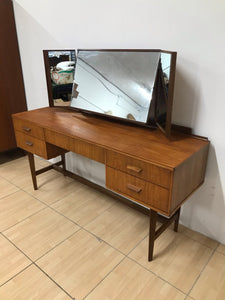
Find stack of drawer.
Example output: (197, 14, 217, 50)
(13, 118, 65, 159)
(106, 150, 172, 215)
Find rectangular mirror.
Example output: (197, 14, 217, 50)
(71, 50, 160, 124)
(70, 49, 176, 136)
(43, 49, 76, 107)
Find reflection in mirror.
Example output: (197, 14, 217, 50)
(70, 50, 161, 123)
(160, 52, 171, 97)
(43, 50, 76, 107)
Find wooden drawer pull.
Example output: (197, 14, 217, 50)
(23, 126, 31, 132)
(25, 141, 33, 146)
(127, 183, 142, 193)
(126, 165, 142, 173)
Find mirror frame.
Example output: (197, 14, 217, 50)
(43, 49, 76, 107)
(158, 50, 177, 137)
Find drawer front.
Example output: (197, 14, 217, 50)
(70, 139, 105, 164)
(13, 118, 44, 140)
(45, 130, 70, 150)
(45, 129, 105, 163)
(106, 150, 171, 188)
(15, 131, 47, 158)
(106, 167, 169, 213)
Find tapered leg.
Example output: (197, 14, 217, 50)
(148, 209, 157, 261)
(27, 152, 37, 190)
(174, 207, 181, 232)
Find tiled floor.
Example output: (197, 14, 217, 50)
(0, 156, 224, 299)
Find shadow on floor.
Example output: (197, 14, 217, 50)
(0, 148, 25, 165)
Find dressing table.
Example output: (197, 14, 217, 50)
(12, 107, 209, 261)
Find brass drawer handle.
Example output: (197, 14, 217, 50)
(23, 126, 31, 132)
(127, 183, 142, 193)
(25, 141, 33, 146)
(126, 165, 142, 173)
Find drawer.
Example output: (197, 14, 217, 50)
(106, 167, 169, 213)
(13, 118, 44, 140)
(106, 150, 171, 188)
(70, 138, 105, 164)
(45, 129, 105, 163)
(15, 131, 65, 159)
(15, 131, 47, 157)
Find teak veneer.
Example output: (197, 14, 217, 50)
(12, 107, 209, 260)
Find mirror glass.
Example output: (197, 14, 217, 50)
(160, 52, 171, 97)
(70, 50, 161, 123)
(44, 50, 76, 106)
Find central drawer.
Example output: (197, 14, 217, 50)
(106, 150, 171, 188)
(106, 167, 170, 213)
(45, 129, 105, 163)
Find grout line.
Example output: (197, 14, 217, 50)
(178, 230, 219, 251)
(1, 206, 47, 233)
(33, 262, 75, 300)
(0, 262, 33, 289)
(216, 248, 225, 257)
(82, 230, 188, 298)
(0, 232, 33, 263)
(81, 226, 126, 257)
(186, 243, 220, 297)
(126, 232, 149, 256)
(34, 228, 82, 263)
(47, 191, 118, 228)
(0, 232, 76, 299)
(83, 256, 127, 300)
(184, 294, 195, 300)
(0, 188, 20, 201)
(127, 255, 187, 296)
(1, 223, 79, 266)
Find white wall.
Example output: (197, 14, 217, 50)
(13, 0, 225, 243)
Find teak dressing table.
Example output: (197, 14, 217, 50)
(12, 107, 209, 261)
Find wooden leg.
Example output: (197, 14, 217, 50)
(148, 209, 157, 261)
(174, 207, 181, 232)
(27, 152, 37, 190)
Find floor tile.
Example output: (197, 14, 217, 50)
(37, 229, 124, 300)
(179, 224, 219, 249)
(0, 156, 46, 181)
(52, 183, 117, 226)
(85, 202, 149, 254)
(0, 264, 71, 299)
(23, 171, 80, 205)
(0, 190, 46, 232)
(216, 243, 225, 255)
(129, 229, 213, 294)
(0, 235, 30, 286)
(190, 252, 225, 300)
(0, 177, 19, 200)
(86, 258, 185, 300)
(4, 207, 79, 261)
